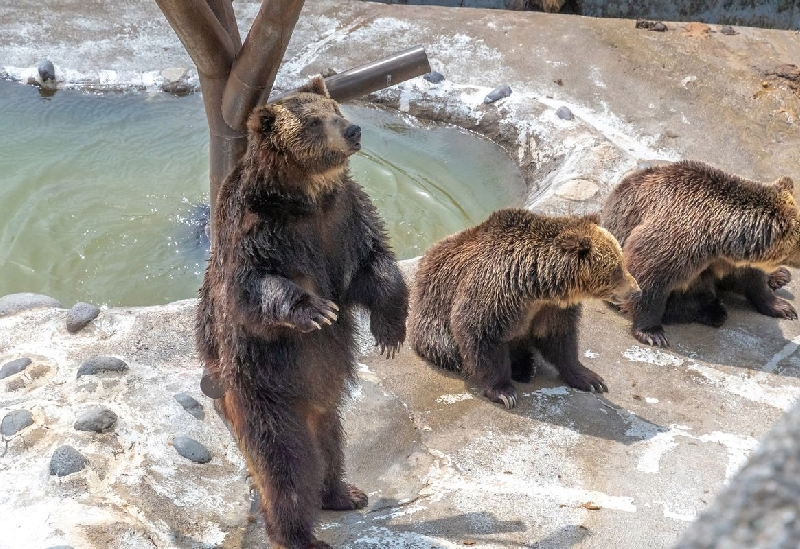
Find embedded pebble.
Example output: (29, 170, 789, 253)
(74, 407, 118, 433)
(174, 392, 205, 420)
(556, 106, 574, 120)
(173, 436, 212, 464)
(66, 302, 100, 333)
(49, 445, 88, 477)
(76, 356, 128, 378)
(720, 25, 737, 35)
(1, 409, 34, 437)
(423, 71, 445, 84)
(555, 178, 600, 201)
(0, 293, 62, 317)
(0, 357, 31, 380)
(38, 59, 56, 81)
(484, 84, 512, 104)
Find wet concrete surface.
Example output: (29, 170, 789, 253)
(3, 1, 800, 547)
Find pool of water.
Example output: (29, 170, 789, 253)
(0, 80, 524, 307)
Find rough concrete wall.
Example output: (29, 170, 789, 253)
(581, 0, 800, 30)
(675, 400, 800, 548)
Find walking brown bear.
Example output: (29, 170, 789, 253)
(602, 160, 800, 347)
(195, 77, 408, 549)
(408, 209, 641, 408)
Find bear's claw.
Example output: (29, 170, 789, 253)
(634, 327, 669, 347)
(484, 383, 518, 409)
(768, 267, 792, 291)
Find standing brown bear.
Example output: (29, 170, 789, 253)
(195, 77, 408, 549)
(408, 209, 640, 408)
(602, 160, 800, 347)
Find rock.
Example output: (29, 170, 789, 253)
(0, 293, 62, 317)
(484, 84, 512, 104)
(0, 357, 31, 380)
(76, 356, 128, 378)
(555, 106, 574, 120)
(635, 20, 668, 32)
(172, 436, 212, 464)
(66, 302, 100, 333)
(160, 67, 192, 96)
(720, 25, 738, 35)
(49, 445, 88, 477)
(174, 392, 205, 420)
(423, 71, 445, 84)
(555, 178, 600, 201)
(74, 407, 118, 433)
(1, 409, 34, 437)
(38, 59, 56, 82)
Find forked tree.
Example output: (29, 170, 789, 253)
(156, 0, 429, 226)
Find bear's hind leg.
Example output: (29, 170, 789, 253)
(734, 267, 797, 320)
(316, 409, 368, 511)
(663, 270, 727, 328)
(218, 392, 328, 549)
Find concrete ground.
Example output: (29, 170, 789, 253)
(3, 1, 800, 548)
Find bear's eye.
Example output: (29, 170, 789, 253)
(308, 118, 322, 128)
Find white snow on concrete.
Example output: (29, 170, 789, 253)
(622, 346, 685, 367)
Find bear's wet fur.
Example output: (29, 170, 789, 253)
(602, 160, 800, 347)
(408, 209, 640, 408)
(195, 77, 408, 549)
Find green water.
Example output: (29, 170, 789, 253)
(0, 81, 524, 307)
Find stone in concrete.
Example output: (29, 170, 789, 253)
(1, 409, 33, 437)
(556, 105, 574, 120)
(0, 357, 31, 380)
(65, 302, 100, 334)
(172, 436, 212, 464)
(73, 407, 117, 433)
(38, 59, 55, 81)
(174, 392, 204, 420)
(0, 293, 62, 317)
(423, 70, 445, 84)
(49, 445, 88, 477)
(555, 178, 600, 201)
(484, 84, 512, 103)
(76, 356, 128, 378)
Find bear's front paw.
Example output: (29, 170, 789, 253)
(484, 382, 518, 409)
(768, 267, 792, 291)
(759, 297, 798, 320)
(321, 483, 368, 511)
(634, 326, 669, 347)
(560, 363, 608, 393)
(370, 314, 406, 359)
(288, 296, 339, 333)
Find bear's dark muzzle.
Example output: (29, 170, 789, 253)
(345, 124, 361, 150)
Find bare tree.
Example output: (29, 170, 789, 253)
(156, 0, 430, 226)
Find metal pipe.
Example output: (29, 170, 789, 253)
(221, 0, 306, 131)
(269, 46, 431, 104)
(156, 0, 236, 79)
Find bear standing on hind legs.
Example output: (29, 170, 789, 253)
(408, 209, 641, 408)
(195, 77, 408, 549)
(601, 160, 800, 348)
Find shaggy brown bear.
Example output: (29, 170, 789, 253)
(408, 209, 640, 408)
(195, 77, 408, 549)
(602, 160, 800, 347)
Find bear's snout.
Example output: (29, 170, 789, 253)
(344, 124, 361, 150)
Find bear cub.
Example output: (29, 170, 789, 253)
(196, 77, 408, 549)
(602, 160, 800, 347)
(408, 209, 640, 408)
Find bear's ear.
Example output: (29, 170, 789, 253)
(297, 75, 330, 98)
(557, 233, 593, 256)
(774, 176, 794, 192)
(247, 104, 281, 135)
(582, 212, 601, 224)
